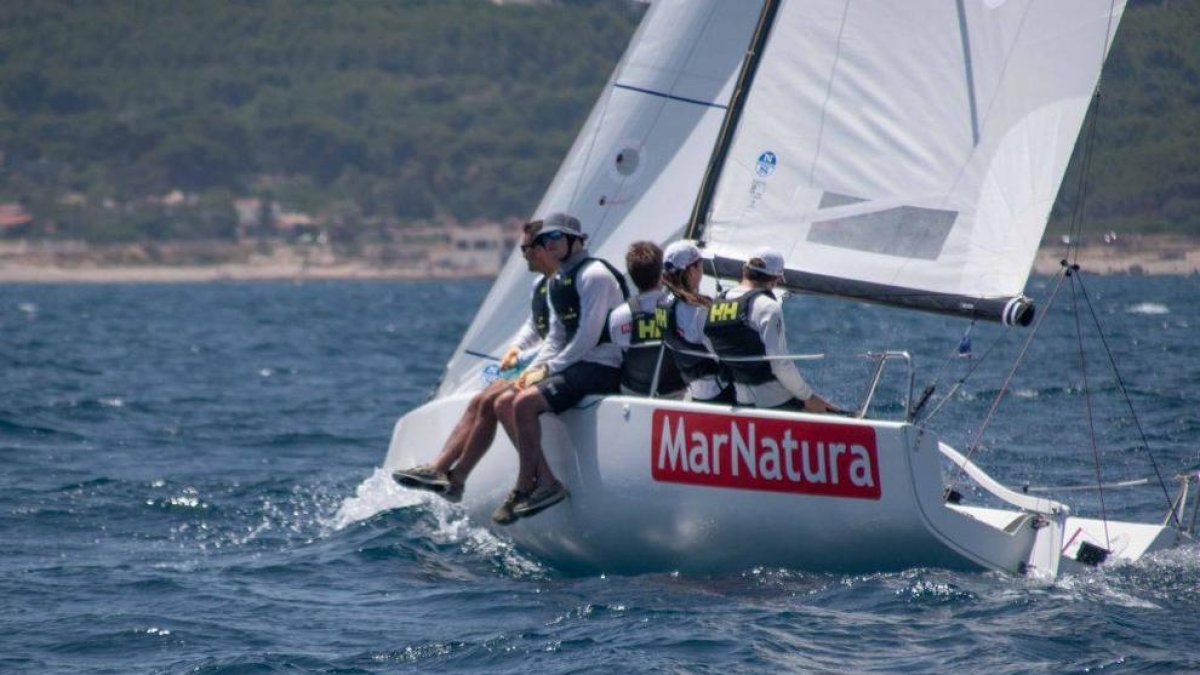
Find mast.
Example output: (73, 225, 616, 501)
(685, 0, 782, 243)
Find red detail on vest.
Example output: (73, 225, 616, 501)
(651, 409, 881, 499)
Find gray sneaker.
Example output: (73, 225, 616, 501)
(512, 481, 568, 518)
(492, 489, 528, 526)
(392, 464, 450, 492)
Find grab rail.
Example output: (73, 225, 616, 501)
(646, 343, 915, 421)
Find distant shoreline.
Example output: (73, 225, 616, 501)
(0, 234, 1195, 283)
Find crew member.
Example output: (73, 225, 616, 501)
(391, 219, 560, 501)
(607, 241, 684, 398)
(703, 247, 837, 412)
(658, 240, 735, 404)
(493, 213, 629, 524)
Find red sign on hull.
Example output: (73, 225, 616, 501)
(651, 409, 881, 499)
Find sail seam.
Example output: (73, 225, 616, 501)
(955, 0, 981, 146)
(807, 0, 853, 187)
(611, 83, 729, 110)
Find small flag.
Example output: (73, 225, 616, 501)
(957, 333, 972, 357)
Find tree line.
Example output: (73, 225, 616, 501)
(0, 0, 1195, 243)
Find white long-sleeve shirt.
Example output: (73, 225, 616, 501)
(667, 296, 727, 401)
(530, 251, 625, 374)
(721, 286, 814, 407)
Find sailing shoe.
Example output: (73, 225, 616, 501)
(441, 482, 464, 505)
(511, 481, 569, 519)
(492, 489, 529, 526)
(392, 465, 451, 492)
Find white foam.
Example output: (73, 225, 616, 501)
(1127, 302, 1169, 315)
(331, 468, 545, 576)
(330, 467, 426, 530)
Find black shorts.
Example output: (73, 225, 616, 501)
(537, 361, 621, 414)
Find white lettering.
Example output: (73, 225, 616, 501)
(783, 430, 802, 482)
(828, 443, 846, 485)
(659, 416, 687, 471)
(689, 432, 710, 475)
(730, 422, 755, 478)
(803, 441, 827, 483)
(849, 444, 875, 487)
(712, 433, 728, 474)
(759, 437, 782, 480)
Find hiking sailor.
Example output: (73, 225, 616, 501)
(703, 247, 838, 413)
(606, 241, 685, 398)
(493, 212, 629, 523)
(391, 219, 561, 501)
(658, 240, 736, 404)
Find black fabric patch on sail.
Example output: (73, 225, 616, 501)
(807, 205, 958, 261)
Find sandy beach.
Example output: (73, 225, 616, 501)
(0, 234, 1196, 283)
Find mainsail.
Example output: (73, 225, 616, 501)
(694, 0, 1127, 324)
(438, 0, 764, 395)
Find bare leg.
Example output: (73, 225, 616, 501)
(446, 383, 511, 486)
(493, 388, 519, 449)
(428, 379, 506, 472)
(512, 386, 554, 492)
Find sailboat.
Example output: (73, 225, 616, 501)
(381, 0, 1193, 578)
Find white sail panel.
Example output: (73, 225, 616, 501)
(438, 0, 763, 396)
(703, 0, 1126, 311)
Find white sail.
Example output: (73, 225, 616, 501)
(700, 0, 1127, 322)
(438, 0, 764, 395)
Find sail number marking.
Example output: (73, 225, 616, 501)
(651, 410, 881, 499)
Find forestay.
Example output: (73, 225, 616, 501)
(438, 0, 764, 395)
(699, 0, 1127, 323)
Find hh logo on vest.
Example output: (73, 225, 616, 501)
(650, 409, 881, 499)
(635, 316, 660, 340)
(708, 301, 738, 322)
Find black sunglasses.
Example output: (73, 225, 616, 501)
(520, 229, 566, 252)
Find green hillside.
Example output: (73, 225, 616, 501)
(0, 0, 1196, 243)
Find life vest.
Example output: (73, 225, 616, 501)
(549, 256, 630, 343)
(620, 298, 684, 395)
(531, 275, 551, 339)
(703, 289, 775, 385)
(660, 295, 721, 383)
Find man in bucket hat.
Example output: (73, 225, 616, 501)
(703, 247, 838, 413)
(492, 212, 629, 524)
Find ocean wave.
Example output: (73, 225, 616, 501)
(1127, 302, 1170, 315)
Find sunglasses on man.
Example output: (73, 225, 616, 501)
(520, 229, 566, 252)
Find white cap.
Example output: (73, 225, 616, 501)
(539, 212, 587, 240)
(747, 247, 785, 277)
(663, 241, 702, 271)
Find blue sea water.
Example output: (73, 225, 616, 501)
(2, 275, 1198, 673)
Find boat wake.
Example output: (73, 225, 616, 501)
(333, 468, 545, 579)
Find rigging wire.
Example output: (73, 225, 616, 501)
(1074, 271, 1181, 527)
(946, 267, 1070, 495)
(1063, 0, 1120, 266)
(919, 324, 1012, 425)
(1050, 0, 1177, 535)
(1068, 266, 1111, 550)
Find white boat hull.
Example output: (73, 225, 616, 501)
(384, 394, 1179, 577)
